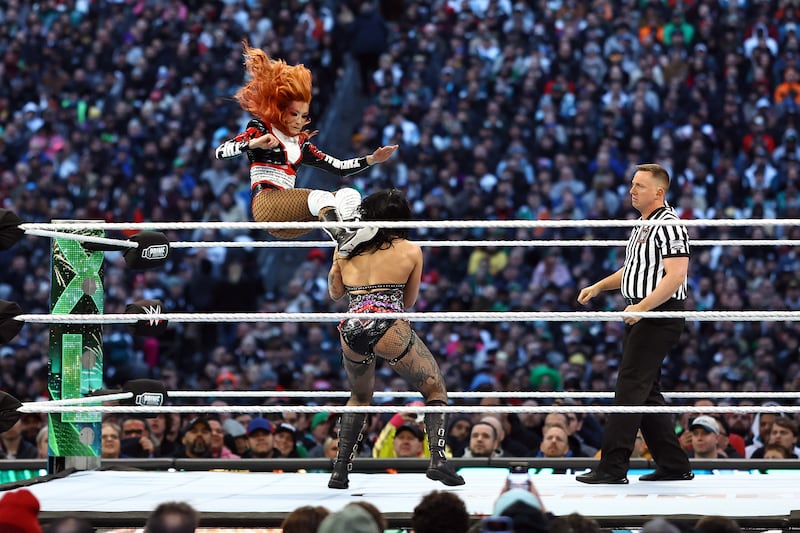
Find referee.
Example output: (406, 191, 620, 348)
(576, 163, 693, 484)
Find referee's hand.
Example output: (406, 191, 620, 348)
(577, 285, 598, 304)
(623, 304, 643, 325)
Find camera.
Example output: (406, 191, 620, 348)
(507, 465, 531, 490)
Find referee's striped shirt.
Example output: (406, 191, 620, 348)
(621, 205, 690, 301)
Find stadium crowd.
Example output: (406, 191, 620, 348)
(1, 0, 800, 461)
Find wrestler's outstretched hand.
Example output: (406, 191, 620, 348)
(369, 144, 399, 164)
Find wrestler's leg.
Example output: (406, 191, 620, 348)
(329, 343, 375, 489)
(310, 190, 377, 256)
(373, 322, 465, 486)
(251, 188, 315, 239)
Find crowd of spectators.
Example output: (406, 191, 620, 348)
(1, 0, 800, 461)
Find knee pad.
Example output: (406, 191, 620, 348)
(307, 190, 336, 217)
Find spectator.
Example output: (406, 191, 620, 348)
(208, 417, 239, 459)
(175, 417, 212, 459)
(120, 416, 155, 458)
(44, 516, 94, 533)
(412, 490, 470, 533)
(0, 488, 41, 533)
(145, 501, 199, 533)
(35, 426, 47, 459)
(101, 423, 122, 460)
(463, 420, 503, 458)
(273, 423, 307, 458)
(694, 515, 742, 533)
(538, 425, 572, 458)
(750, 416, 800, 458)
(1, 419, 38, 459)
(447, 414, 473, 458)
(317, 503, 381, 533)
(391, 424, 426, 458)
(687, 415, 726, 459)
(241, 417, 281, 459)
(222, 419, 249, 457)
(281, 505, 331, 533)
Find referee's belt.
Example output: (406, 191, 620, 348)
(250, 182, 280, 201)
(624, 297, 683, 308)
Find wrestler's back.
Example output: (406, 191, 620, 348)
(339, 240, 422, 309)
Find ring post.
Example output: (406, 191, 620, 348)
(48, 222, 104, 473)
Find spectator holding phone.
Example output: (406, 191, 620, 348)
(480, 475, 549, 533)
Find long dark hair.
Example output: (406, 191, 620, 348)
(349, 188, 411, 257)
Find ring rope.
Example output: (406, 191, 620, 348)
(32, 392, 134, 406)
(23, 229, 137, 249)
(13, 311, 800, 324)
(163, 390, 800, 400)
(165, 239, 800, 249)
(17, 218, 800, 232)
(33, 390, 800, 406)
(31, 390, 800, 407)
(17, 234, 797, 249)
(16, 404, 800, 415)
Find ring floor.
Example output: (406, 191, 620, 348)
(15, 468, 800, 530)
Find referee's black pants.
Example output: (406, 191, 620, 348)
(597, 298, 691, 477)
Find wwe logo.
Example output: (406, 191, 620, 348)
(142, 304, 163, 326)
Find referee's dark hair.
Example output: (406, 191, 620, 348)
(636, 163, 671, 189)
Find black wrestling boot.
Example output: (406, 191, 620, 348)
(424, 401, 465, 486)
(319, 208, 377, 257)
(328, 412, 367, 489)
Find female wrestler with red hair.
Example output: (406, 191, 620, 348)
(215, 43, 398, 255)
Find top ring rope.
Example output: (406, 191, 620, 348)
(12, 311, 800, 324)
(17, 218, 800, 232)
(33, 390, 800, 406)
(164, 239, 800, 249)
(16, 404, 800, 415)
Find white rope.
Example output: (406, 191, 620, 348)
(23, 390, 798, 409)
(165, 390, 800, 400)
(31, 392, 134, 406)
(13, 310, 800, 324)
(23, 229, 137, 249)
(168, 239, 800, 249)
(16, 404, 800, 415)
(18, 218, 800, 232)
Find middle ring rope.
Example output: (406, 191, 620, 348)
(13, 310, 800, 324)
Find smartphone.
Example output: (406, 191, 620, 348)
(507, 465, 531, 490)
(482, 516, 514, 532)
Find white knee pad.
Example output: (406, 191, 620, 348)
(334, 188, 362, 222)
(307, 190, 336, 217)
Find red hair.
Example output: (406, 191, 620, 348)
(234, 42, 312, 134)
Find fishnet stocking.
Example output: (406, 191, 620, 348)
(251, 188, 316, 238)
(342, 320, 448, 405)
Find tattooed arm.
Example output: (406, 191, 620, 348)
(328, 256, 345, 301)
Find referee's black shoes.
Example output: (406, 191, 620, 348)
(639, 469, 695, 481)
(576, 470, 629, 484)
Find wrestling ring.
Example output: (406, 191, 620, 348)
(1, 218, 800, 531)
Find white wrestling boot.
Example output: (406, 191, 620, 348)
(334, 187, 362, 222)
(333, 188, 377, 257)
(319, 209, 377, 258)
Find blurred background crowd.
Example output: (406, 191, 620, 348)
(1, 0, 800, 450)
